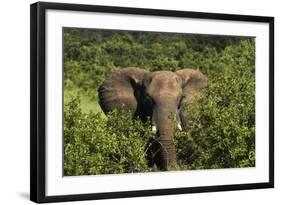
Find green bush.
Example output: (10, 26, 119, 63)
(175, 40, 255, 169)
(64, 97, 153, 175)
(63, 28, 253, 96)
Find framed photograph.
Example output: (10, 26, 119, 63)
(30, 1, 274, 203)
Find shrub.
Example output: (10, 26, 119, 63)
(175, 40, 255, 169)
(63, 28, 253, 94)
(64, 97, 153, 175)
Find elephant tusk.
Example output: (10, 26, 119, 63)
(152, 125, 157, 133)
(177, 124, 182, 131)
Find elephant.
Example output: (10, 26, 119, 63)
(98, 67, 208, 170)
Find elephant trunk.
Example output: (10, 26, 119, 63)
(153, 99, 178, 170)
(157, 128, 177, 170)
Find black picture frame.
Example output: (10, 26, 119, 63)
(30, 1, 274, 203)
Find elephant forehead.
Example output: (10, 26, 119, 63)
(152, 71, 181, 83)
(148, 84, 181, 99)
(149, 75, 181, 91)
(152, 80, 179, 90)
(152, 70, 177, 77)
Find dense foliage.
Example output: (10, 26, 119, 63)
(64, 97, 154, 175)
(63, 28, 255, 175)
(63, 28, 248, 98)
(175, 41, 255, 169)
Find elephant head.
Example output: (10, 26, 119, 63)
(98, 67, 207, 170)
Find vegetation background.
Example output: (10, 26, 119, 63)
(63, 28, 255, 176)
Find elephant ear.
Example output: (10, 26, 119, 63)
(98, 67, 148, 114)
(176, 68, 208, 102)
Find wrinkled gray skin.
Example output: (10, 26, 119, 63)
(98, 67, 207, 170)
